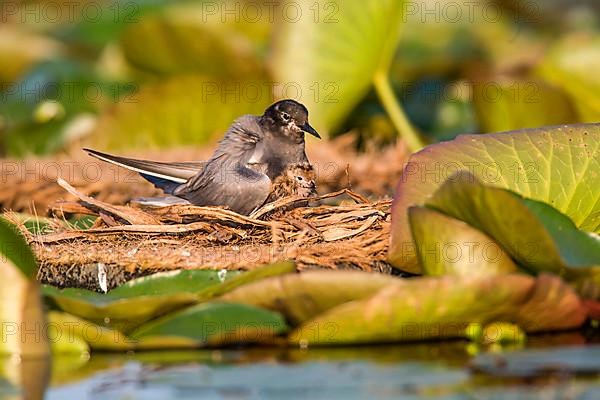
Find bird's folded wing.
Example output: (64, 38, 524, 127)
(174, 164, 271, 215)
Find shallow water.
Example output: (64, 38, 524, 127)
(3, 334, 600, 399)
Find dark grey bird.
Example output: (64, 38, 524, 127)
(84, 99, 320, 215)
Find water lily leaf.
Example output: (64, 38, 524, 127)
(425, 172, 600, 275)
(120, 3, 269, 79)
(0, 218, 48, 357)
(472, 344, 600, 377)
(47, 311, 133, 352)
(196, 261, 296, 301)
(472, 78, 577, 133)
(90, 74, 271, 150)
(55, 0, 171, 49)
(42, 262, 293, 331)
(0, 26, 63, 83)
(271, 0, 407, 133)
(220, 271, 395, 325)
(42, 269, 239, 330)
(130, 303, 287, 348)
(389, 123, 600, 272)
(289, 274, 585, 345)
(0, 216, 38, 279)
(536, 34, 600, 122)
(408, 206, 518, 276)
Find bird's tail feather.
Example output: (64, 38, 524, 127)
(84, 148, 205, 192)
(139, 174, 182, 194)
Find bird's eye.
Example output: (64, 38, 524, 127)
(281, 112, 291, 122)
(295, 176, 304, 181)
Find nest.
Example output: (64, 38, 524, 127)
(0, 135, 408, 215)
(19, 179, 394, 291)
(1, 136, 408, 290)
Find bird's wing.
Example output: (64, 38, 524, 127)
(209, 115, 264, 164)
(172, 117, 273, 214)
(84, 148, 204, 181)
(175, 165, 271, 215)
(178, 115, 264, 192)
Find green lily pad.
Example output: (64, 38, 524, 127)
(472, 78, 577, 133)
(119, 3, 269, 79)
(0, 218, 48, 357)
(196, 261, 296, 301)
(408, 206, 518, 276)
(271, 0, 407, 133)
(389, 123, 600, 272)
(55, 0, 171, 49)
(536, 34, 600, 122)
(0, 27, 62, 83)
(425, 172, 600, 275)
(0, 217, 38, 279)
(289, 274, 585, 345)
(42, 262, 294, 331)
(220, 271, 395, 325)
(130, 302, 287, 348)
(47, 311, 133, 352)
(42, 269, 238, 330)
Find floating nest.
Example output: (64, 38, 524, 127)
(13, 179, 394, 291)
(1, 137, 408, 291)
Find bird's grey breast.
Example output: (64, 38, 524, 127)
(249, 133, 309, 179)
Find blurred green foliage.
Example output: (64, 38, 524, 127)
(1, 0, 600, 156)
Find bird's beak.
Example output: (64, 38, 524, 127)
(300, 122, 321, 139)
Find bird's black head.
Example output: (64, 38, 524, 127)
(261, 99, 321, 142)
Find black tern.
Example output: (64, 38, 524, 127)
(85, 99, 320, 215)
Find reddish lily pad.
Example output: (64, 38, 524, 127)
(289, 274, 585, 345)
(390, 124, 600, 272)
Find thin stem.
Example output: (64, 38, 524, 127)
(373, 72, 426, 152)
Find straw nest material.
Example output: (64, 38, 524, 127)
(21, 179, 394, 291)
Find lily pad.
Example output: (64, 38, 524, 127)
(472, 78, 577, 133)
(42, 269, 238, 330)
(0, 217, 38, 279)
(389, 124, 600, 272)
(289, 274, 585, 345)
(408, 206, 518, 276)
(220, 271, 395, 325)
(0, 218, 48, 357)
(196, 261, 296, 301)
(47, 311, 133, 352)
(536, 34, 600, 122)
(119, 3, 269, 79)
(42, 262, 294, 331)
(130, 302, 287, 348)
(425, 172, 600, 275)
(271, 0, 407, 133)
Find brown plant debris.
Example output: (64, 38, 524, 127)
(21, 179, 393, 291)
